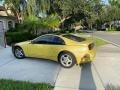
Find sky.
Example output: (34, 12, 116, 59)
(0, 0, 4, 6)
(102, 0, 109, 4)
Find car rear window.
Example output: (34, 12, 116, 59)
(62, 34, 86, 42)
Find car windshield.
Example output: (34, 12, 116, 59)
(62, 34, 86, 42)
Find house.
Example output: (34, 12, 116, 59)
(0, 6, 16, 32)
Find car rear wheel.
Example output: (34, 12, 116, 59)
(59, 52, 75, 68)
(13, 47, 25, 59)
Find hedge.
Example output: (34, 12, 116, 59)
(6, 32, 37, 45)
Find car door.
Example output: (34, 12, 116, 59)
(27, 35, 53, 58)
(42, 35, 65, 60)
(27, 35, 65, 60)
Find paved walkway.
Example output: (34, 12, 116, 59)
(94, 44, 120, 86)
(54, 44, 120, 90)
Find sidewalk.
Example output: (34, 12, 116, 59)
(54, 44, 120, 90)
(93, 44, 120, 86)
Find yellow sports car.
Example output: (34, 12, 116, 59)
(12, 34, 96, 68)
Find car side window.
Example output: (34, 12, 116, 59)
(32, 35, 54, 44)
(52, 36, 65, 45)
(32, 35, 65, 45)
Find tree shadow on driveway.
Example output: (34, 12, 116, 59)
(79, 63, 96, 90)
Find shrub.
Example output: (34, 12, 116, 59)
(6, 32, 37, 45)
(105, 84, 120, 90)
(107, 27, 117, 31)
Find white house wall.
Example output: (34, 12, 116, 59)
(0, 18, 15, 32)
(0, 18, 6, 31)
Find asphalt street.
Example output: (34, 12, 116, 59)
(92, 31, 120, 46)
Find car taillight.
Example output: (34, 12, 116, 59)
(88, 43, 94, 50)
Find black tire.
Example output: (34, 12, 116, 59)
(13, 47, 25, 59)
(58, 52, 76, 68)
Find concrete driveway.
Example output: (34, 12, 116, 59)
(0, 47, 61, 86)
(54, 44, 120, 90)
(0, 44, 120, 90)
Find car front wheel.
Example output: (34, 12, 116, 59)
(13, 47, 25, 59)
(59, 52, 75, 68)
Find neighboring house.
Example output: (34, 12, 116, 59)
(112, 21, 120, 29)
(98, 21, 120, 31)
(0, 6, 16, 32)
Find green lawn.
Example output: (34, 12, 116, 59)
(105, 84, 120, 90)
(88, 37, 108, 47)
(76, 33, 108, 47)
(0, 79, 52, 90)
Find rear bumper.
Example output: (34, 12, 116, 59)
(76, 48, 96, 64)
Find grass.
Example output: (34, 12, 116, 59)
(0, 79, 52, 90)
(105, 84, 120, 90)
(105, 30, 120, 32)
(76, 33, 108, 47)
(88, 37, 108, 47)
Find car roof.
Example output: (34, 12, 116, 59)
(38, 34, 87, 45)
(40, 34, 60, 37)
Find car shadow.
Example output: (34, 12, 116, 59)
(79, 63, 96, 90)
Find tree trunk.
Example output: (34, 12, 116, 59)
(90, 24, 93, 30)
(12, 9, 20, 23)
(16, 12, 20, 23)
(109, 23, 112, 30)
(60, 16, 71, 30)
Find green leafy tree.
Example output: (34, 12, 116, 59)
(23, 14, 60, 34)
(43, 14, 60, 30)
(27, 0, 36, 16)
(36, 0, 51, 16)
(51, 0, 103, 30)
(4, 0, 21, 22)
(109, 0, 120, 7)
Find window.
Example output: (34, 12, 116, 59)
(52, 36, 65, 45)
(32, 35, 65, 45)
(32, 35, 54, 44)
(62, 34, 86, 42)
(8, 21, 13, 29)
